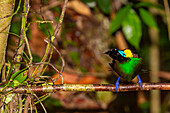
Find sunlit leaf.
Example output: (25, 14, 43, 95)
(122, 9, 142, 50)
(97, 0, 111, 14)
(139, 8, 158, 30)
(135, 2, 163, 9)
(109, 5, 131, 34)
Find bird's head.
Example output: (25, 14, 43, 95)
(105, 48, 138, 61)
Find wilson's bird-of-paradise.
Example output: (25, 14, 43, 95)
(105, 48, 143, 92)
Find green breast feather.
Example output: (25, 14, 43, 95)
(120, 57, 141, 74)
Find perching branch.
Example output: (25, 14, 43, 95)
(1, 83, 170, 94)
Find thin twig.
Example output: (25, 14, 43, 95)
(40, 0, 51, 38)
(44, 39, 65, 83)
(41, 1, 61, 12)
(33, 62, 59, 74)
(33, 62, 62, 83)
(50, 43, 64, 83)
(24, 95, 31, 113)
(50, 42, 65, 73)
(18, 94, 22, 113)
(33, 94, 47, 113)
(14, 0, 32, 73)
(53, 0, 68, 37)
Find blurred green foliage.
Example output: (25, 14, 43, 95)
(109, 2, 161, 50)
(110, 5, 131, 34)
(139, 8, 158, 30)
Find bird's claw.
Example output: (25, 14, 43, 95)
(115, 76, 121, 92)
(137, 75, 143, 90)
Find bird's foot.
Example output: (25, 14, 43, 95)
(115, 76, 121, 92)
(137, 74, 143, 90)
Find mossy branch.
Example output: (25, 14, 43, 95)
(1, 83, 170, 94)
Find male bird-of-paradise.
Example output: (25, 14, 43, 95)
(105, 48, 143, 92)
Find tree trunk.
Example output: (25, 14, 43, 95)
(0, 0, 14, 72)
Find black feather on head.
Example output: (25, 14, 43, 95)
(104, 49, 127, 61)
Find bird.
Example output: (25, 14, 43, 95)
(105, 48, 143, 92)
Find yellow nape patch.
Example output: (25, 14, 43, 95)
(124, 49, 133, 57)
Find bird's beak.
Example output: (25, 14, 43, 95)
(104, 50, 112, 55)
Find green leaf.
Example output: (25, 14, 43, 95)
(109, 5, 131, 34)
(13, 70, 27, 83)
(10, 67, 28, 82)
(97, 0, 111, 14)
(139, 8, 158, 30)
(122, 9, 142, 50)
(135, 2, 163, 9)
(8, 68, 28, 87)
(13, 80, 21, 87)
(10, 19, 21, 36)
